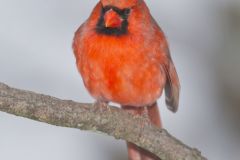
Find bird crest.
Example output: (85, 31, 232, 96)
(100, 0, 139, 9)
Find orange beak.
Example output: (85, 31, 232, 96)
(104, 9, 123, 28)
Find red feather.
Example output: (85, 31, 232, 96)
(73, 1, 180, 159)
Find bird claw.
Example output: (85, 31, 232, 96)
(142, 106, 151, 126)
(93, 101, 110, 112)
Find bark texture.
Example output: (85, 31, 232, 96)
(0, 82, 206, 160)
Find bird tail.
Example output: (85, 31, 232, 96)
(121, 102, 161, 160)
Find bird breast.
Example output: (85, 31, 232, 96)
(76, 32, 166, 106)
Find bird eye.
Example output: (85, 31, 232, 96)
(102, 6, 111, 13)
(123, 9, 130, 15)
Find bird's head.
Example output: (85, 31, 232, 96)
(96, 0, 140, 35)
(100, 0, 139, 9)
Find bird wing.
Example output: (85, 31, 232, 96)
(162, 54, 180, 113)
(150, 18, 180, 112)
(72, 23, 85, 61)
(151, 17, 180, 112)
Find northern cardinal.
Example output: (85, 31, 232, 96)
(73, 0, 180, 160)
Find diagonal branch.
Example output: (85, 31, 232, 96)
(0, 82, 206, 160)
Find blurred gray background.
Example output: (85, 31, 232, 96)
(0, 0, 240, 159)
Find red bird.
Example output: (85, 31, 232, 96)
(73, 0, 180, 159)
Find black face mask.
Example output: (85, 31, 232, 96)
(96, 6, 131, 36)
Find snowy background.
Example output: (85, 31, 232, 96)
(0, 0, 240, 159)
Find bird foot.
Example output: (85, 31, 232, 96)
(93, 101, 110, 112)
(142, 106, 151, 126)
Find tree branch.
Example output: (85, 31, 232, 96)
(0, 82, 206, 160)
